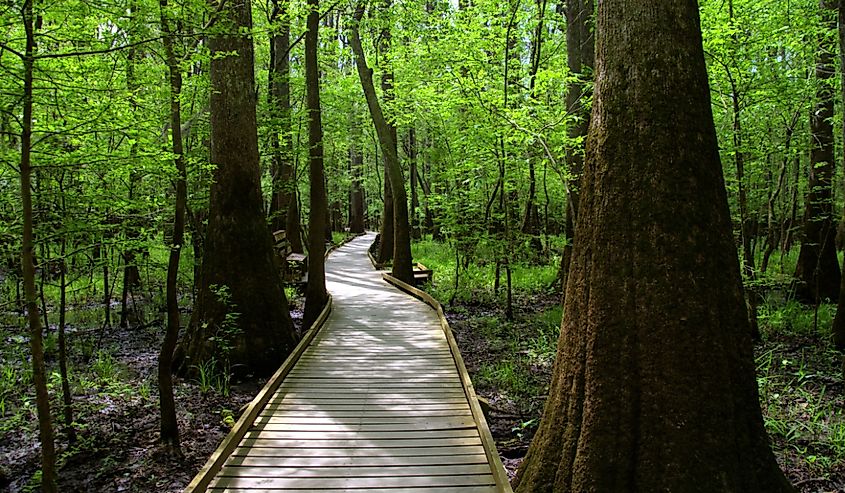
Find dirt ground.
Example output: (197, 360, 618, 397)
(0, 302, 306, 493)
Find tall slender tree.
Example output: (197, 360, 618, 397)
(158, 0, 185, 454)
(268, 0, 300, 257)
(375, 0, 396, 264)
(831, 1, 845, 350)
(19, 0, 57, 489)
(557, 0, 593, 293)
(349, 1, 414, 284)
(174, 0, 298, 377)
(303, 0, 329, 328)
(349, 111, 366, 234)
(794, 3, 840, 303)
(513, 0, 794, 490)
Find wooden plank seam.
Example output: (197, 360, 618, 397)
(382, 273, 514, 493)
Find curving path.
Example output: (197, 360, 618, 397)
(190, 233, 510, 492)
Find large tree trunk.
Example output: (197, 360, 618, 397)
(349, 2, 413, 284)
(303, 0, 329, 329)
(794, 4, 841, 303)
(513, 1, 794, 491)
(174, 0, 298, 378)
(557, 0, 593, 294)
(268, 0, 295, 234)
(20, 1, 57, 489)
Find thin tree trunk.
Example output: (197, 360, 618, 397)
(268, 0, 296, 234)
(20, 0, 57, 488)
(831, 1, 845, 350)
(58, 182, 75, 443)
(520, 0, 546, 252)
(102, 243, 111, 327)
(349, 115, 366, 233)
(121, 12, 142, 328)
(377, 174, 394, 261)
(303, 0, 329, 328)
(761, 115, 797, 273)
(287, 168, 304, 254)
(794, 4, 841, 303)
(158, 0, 184, 454)
(409, 127, 421, 239)
(349, 2, 414, 284)
(557, 0, 594, 295)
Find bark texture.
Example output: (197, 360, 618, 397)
(513, 1, 794, 491)
(174, 0, 297, 377)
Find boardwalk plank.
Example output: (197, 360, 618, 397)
(272, 391, 466, 399)
(210, 487, 498, 493)
(237, 437, 483, 448)
(223, 454, 489, 467)
(209, 474, 495, 489)
(258, 409, 474, 418)
(217, 464, 493, 478)
(250, 420, 477, 432)
(245, 429, 481, 440)
(230, 445, 488, 458)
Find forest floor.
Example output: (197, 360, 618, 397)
(446, 294, 845, 493)
(2, 289, 843, 492)
(0, 301, 306, 493)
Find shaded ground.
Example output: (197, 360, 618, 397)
(445, 296, 845, 492)
(0, 298, 305, 493)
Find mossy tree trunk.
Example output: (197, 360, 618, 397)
(513, 0, 794, 491)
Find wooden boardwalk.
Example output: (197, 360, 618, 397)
(187, 233, 511, 492)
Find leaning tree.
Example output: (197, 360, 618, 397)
(512, 0, 794, 491)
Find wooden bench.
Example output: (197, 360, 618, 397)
(414, 262, 433, 286)
(273, 230, 308, 285)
